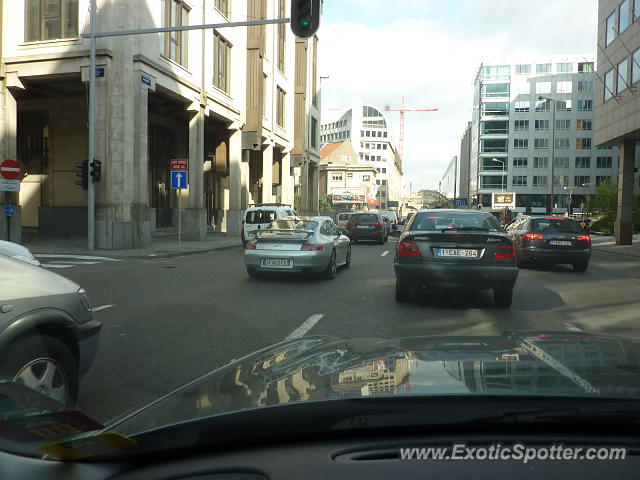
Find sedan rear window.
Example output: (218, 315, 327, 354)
(412, 213, 501, 231)
(337, 213, 352, 221)
(351, 214, 379, 223)
(245, 210, 277, 224)
(531, 218, 583, 234)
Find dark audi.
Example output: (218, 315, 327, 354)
(394, 210, 519, 307)
(345, 211, 388, 244)
(505, 215, 591, 272)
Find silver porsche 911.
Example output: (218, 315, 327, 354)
(244, 216, 351, 279)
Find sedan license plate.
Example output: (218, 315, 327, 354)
(261, 258, 292, 268)
(437, 249, 478, 258)
(549, 240, 572, 246)
(357, 225, 370, 229)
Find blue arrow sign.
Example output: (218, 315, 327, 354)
(170, 171, 188, 189)
(4, 205, 16, 216)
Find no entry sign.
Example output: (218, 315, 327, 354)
(0, 159, 21, 180)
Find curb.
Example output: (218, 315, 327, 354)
(32, 243, 243, 260)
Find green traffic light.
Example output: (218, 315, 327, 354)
(300, 17, 310, 28)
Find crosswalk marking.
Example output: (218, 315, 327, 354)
(37, 254, 119, 270)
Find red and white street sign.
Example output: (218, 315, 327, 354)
(0, 159, 21, 180)
(170, 158, 188, 171)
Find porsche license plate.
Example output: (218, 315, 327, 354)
(261, 258, 292, 268)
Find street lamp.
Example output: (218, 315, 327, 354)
(563, 185, 575, 215)
(538, 96, 556, 214)
(492, 157, 506, 191)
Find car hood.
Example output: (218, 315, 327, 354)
(0, 240, 40, 266)
(111, 332, 640, 436)
(0, 254, 80, 300)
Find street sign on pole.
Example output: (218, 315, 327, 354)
(0, 159, 21, 180)
(170, 158, 189, 171)
(170, 171, 188, 189)
(0, 179, 20, 192)
(4, 205, 16, 216)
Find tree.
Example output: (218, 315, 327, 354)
(319, 194, 335, 212)
(587, 179, 617, 214)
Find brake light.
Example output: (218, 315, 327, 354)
(577, 235, 591, 243)
(523, 233, 544, 241)
(494, 244, 516, 260)
(301, 245, 324, 251)
(546, 217, 565, 220)
(245, 242, 257, 250)
(347, 221, 354, 228)
(372, 222, 382, 227)
(398, 241, 421, 257)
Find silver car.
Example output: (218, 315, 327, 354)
(244, 216, 352, 279)
(0, 254, 102, 407)
(0, 240, 41, 266)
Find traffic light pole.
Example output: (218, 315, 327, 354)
(83, 15, 291, 251)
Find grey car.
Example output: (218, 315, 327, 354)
(0, 240, 41, 266)
(0, 254, 102, 407)
(394, 209, 519, 307)
(244, 216, 351, 279)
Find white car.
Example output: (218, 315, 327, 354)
(0, 240, 41, 266)
(336, 212, 353, 233)
(381, 210, 399, 230)
(241, 204, 297, 246)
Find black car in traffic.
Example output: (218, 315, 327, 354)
(345, 212, 388, 244)
(505, 215, 591, 271)
(394, 210, 519, 307)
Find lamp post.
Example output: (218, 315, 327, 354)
(492, 157, 506, 191)
(538, 96, 556, 214)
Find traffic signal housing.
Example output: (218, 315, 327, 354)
(290, 0, 320, 38)
(90, 159, 102, 183)
(76, 160, 89, 190)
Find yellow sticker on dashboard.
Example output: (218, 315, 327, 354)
(38, 431, 137, 460)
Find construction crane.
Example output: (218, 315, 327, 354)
(384, 97, 438, 161)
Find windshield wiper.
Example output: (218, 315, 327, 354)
(441, 226, 490, 232)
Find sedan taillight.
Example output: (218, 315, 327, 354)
(523, 233, 544, 241)
(245, 242, 257, 250)
(301, 245, 324, 251)
(347, 221, 354, 228)
(372, 222, 382, 227)
(577, 235, 591, 243)
(398, 241, 421, 257)
(494, 244, 516, 260)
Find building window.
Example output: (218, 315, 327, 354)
(575, 175, 591, 186)
(557, 81, 573, 93)
(533, 176, 548, 186)
(536, 63, 552, 73)
(514, 120, 529, 131)
(617, 58, 629, 93)
(514, 101, 530, 112)
(262, 74, 268, 117)
(346, 172, 353, 179)
(557, 63, 573, 73)
(555, 138, 570, 149)
(214, 0, 229, 17)
(276, 87, 285, 127)
(576, 138, 592, 150)
(312, 37, 318, 106)
(512, 176, 528, 186)
(606, 10, 617, 46)
(554, 157, 570, 168)
(597, 156, 613, 168)
(162, 0, 190, 66)
(596, 175, 613, 186)
(383, 144, 387, 150)
(25, 0, 79, 42)
(620, 0, 630, 32)
(535, 119, 549, 131)
(533, 157, 549, 168)
(482, 83, 510, 98)
(576, 119, 592, 130)
(556, 99, 572, 111)
(554, 175, 569, 187)
(482, 102, 509, 116)
(516, 64, 531, 74)
(513, 157, 528, 168)
(556, 119, 571, 130)
(277, 0, 286, 72)
(577, 80, 594, 92)
(636, 0, 640, 19)
(575, 156, 591, 168)
(310, 118, 318, 149)
(633, 49, 640, 84)
(332, 173, 343, 182)
(578, 62, 594, 73)
(535, 100, 550, 112)
(514, 139, 529, 149)
(535, 82, 552, 94)
(576, 99, 593, 111)
(213, 32, 231, 93)
(534, 138, 549, 149)
(382, 168, 386, 173)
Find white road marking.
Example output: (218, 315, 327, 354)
(562, 322, 583, 332)
(381, 250, 390, 257)
(35, 254, 120, 261)
(41, 264, 74, 269)
(48, 261, 100, 265)
(285, 314, 324, 340)
(92, 304, 116, 312)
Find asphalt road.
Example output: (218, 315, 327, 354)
(53, 237, 640, 423)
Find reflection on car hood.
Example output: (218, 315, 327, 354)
(112, 332, 640, 435)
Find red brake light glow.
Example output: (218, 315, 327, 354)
(301, 245, 324, 251)
(577, 235, 591, 243)
(546, 217, 566, 220)
(347, 221, 354, 228)
(372, 222, 382, 227)
(245, 243, 257, 250)
(398, 241, 421, 257)
(494, 244, 516, 260)
(523, 233, 544, 241)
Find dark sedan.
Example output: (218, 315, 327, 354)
(505, 215, 591, 272)
(345, 212, 388, 244)
(394, 210, 519, 307)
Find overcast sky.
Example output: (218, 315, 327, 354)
(318, 0, 599, 192)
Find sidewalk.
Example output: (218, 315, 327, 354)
(591, 234, 640, 259)
(22, 230, 243, 259)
